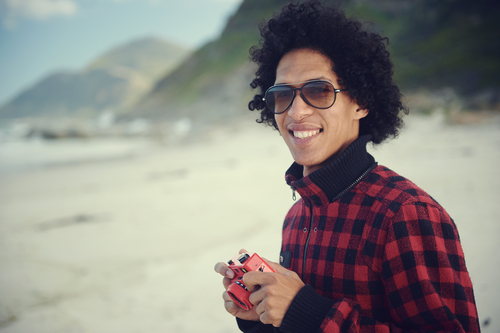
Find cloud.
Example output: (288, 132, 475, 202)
(1, 0, 78, 29)
(205, 0, 242, 3)
(175, 0, 242, 4)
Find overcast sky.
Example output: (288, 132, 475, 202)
(0, 0, 243, 106)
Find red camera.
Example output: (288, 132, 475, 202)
(227, 252, 275, 310)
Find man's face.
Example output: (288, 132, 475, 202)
(274, 48, 368, 176)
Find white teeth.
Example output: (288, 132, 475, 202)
(293, 130, 320, 139)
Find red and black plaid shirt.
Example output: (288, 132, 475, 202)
(238, 135, 479, 333)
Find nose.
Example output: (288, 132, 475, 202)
(287, 91, 313, 121)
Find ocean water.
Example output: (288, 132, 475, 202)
(0, 137, 156, 174)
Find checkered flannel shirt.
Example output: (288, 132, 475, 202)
(237, 135, 479, 333)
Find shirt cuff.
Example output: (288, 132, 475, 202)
(236, 317, 274, 333)
(280, 285, 336, 333)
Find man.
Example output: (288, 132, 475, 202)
(214, 1, 480, 332)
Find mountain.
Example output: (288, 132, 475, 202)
(125, 0, 298, 125)
(127, 0, 500, 126)
(86, 37, 189, 82)
(0, 37, 191, 119)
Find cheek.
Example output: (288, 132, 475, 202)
(275, 114, 287, 133)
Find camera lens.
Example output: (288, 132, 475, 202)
(228, 291, 248, 310)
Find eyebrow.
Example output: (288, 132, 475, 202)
(274, 76, 331, 86)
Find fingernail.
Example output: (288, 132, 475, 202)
(226, 270, 234, 278)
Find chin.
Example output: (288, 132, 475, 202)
(293, 157, 322, 169)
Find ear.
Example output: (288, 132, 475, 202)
(355, 107, 369, 120)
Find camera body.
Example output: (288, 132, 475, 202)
(227, 252, 275, 310)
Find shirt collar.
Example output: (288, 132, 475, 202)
(285, 135, 377, 206)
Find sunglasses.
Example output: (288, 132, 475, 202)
(263, 80, 347, 114)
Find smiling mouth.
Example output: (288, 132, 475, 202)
(291, 129, 322, 139)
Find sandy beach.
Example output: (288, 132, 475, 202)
(0, 113, 499, 333)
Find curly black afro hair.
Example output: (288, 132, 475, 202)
(248, 0, 408, 144)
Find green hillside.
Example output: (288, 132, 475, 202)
(131, 0, 295, 122)
(347, 0, 500, 95)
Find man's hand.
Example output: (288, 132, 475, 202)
(214, 249, 260, 322)
(244, 260, 304, 327)
(214, 249, 305, 328)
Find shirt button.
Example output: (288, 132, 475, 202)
(303, 228, 307, 233)
(314, 228, 317, 232)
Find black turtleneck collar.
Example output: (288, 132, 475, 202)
(285, 135, 377, 205)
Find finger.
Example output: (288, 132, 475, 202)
(222, 290, 233, 302)
(254, 297, 266, 316)
(248, 286, 265, 307)
(260, 310, 280, 328)
(214, 261, 235, 279)
(243, 271, 276, 289)
(255, 299, 281, 328)
(259, 308, 270, 326)
(222, 276, 232, 289)
(263, 259, 290, 275)
(255, 300, 275, 327)
(225, 302, 240, 317)
(222, 291, 240, 316)
(238, 248, 248, 254)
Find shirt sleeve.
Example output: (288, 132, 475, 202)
(278, 201, 480, 333)
(236, 318, 276, 333)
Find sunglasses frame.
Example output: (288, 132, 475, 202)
(263, 80, 347, 114)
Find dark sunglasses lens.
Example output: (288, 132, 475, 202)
(266, 86, 294, 114)
(302, 81, 336, 108)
